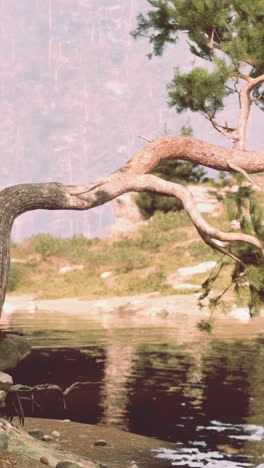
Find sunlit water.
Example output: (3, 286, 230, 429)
(2, 304, 264, 467)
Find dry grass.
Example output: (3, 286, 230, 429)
(9, 210, 226, 299)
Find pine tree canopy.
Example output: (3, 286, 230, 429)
(132, 0, 264, 117)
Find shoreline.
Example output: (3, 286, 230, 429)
(2, 292, 264, 341)
(22, 417, 178, 468)
(1, 415, 179, 468)
(4, 292, 207, 315)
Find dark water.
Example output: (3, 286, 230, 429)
(2, 307, 264, 467)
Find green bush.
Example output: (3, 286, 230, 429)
(61, 235, 99, 264)
(136, 159, 208, 218)
(31, 233, 62, 260)
(86, 243, 150, 271)
(136, 191, 183, 218)
(7, 265, 22, 291)
(131, 211, 190, 250)
(8, 264, 26, 291)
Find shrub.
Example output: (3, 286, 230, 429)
(31, 233, 62, 260)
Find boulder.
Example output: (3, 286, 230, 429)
(0, 334, 31, 371)
(28, 429, 44, 440)
(0, 391, 6, 408)
(0, 372, 13, 393)
(107, 193, 147, 238)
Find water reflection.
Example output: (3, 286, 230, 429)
(2, 307, 264, 466)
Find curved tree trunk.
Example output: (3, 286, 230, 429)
(1, 136, 264, 316)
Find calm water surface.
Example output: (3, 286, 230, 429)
(2, 306, 264, 467)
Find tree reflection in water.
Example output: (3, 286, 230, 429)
(4, 310, 264, 466)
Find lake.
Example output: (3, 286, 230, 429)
(1, 297, 264, 467)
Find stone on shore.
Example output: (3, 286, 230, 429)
(94, 440, 107, 447)
(0, 391, 7, 408)
(28, 429, 45, 440)
(0, 372, 13, 408)
(0, 334, 31, 371)
(0, 372, 13, 393)
(56, 462, 83, 468)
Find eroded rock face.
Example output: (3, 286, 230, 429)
(0, 334, 31, 371)
(107, 193, 147, 238)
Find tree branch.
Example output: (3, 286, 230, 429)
(234, 74, 264, 150)
(197, 228, 246, 265)
(207, 113, 239, 141)
(228, 161, 264, 190)
(1, 136, 264, 315)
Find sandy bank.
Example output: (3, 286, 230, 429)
(22, 417, 177, 468)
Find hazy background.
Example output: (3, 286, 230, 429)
(1, 0, 263, 240)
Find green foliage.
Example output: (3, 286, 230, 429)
(9, 210, 211, 298)
(197, 318, 214, 333)
(136, 126, 207, 218)
(92, 244, 150, 271)
(136, 190, 183, 217)
(8, 264, 25, 292)
(132, 0, 264, 115)
(58, 235, 98, 264)
(134, 211, 188, 249)
(31, 233, 62, 260)
(8, 261, 37, 292)
(199, 185, 264, 318)
(168, 62, 230, 116)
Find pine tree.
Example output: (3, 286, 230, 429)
(132, 0, 264, 149)
(132, 0, 264, 317)
(0, 2, 263, 316)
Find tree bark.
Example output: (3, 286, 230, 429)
(1, 136, 264, 316)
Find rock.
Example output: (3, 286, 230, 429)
(59, 265, 84, 274)
(56, 462, 82, 468)
(28, 429, 44, 440)
(107, 193, 147, 239)
(0, 334, 31, 371)
(188, 185, 221, 215)
(0, 372, 13, 392)
(0, 391, 6, 408)
(0, 419, 11, 450)
(0, 429, 9, 450)
(230, 219, 241, 230)
(51, 431, 60, 439)
(100, 271, 112, 279)
(94, 440, 107, 447)
(42, 435, 54, 442)
(164, 273, 199, 290)
(177, 261, 217, 277)
(40, 456, 50, 465)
